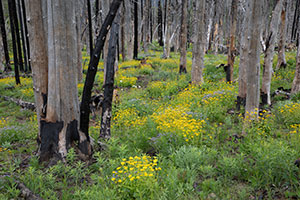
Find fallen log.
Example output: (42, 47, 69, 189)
(0, 95, 35, 111)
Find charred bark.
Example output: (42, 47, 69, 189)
(227, 0, 237, 83)
(17, 0, 28, 72)
(157, 0, 163, 46)
(11, 0, 24, 72)
(87, 0, 93, 56)
(21, 0, 31, 72)
(0, 0, 11, 71)
(8, 0, 20, 84)
(80, 0, 123, 136)
(100, 14, 119, 140)
(133, 0, 138, 59)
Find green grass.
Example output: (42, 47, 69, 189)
(0, 48, 300, 199)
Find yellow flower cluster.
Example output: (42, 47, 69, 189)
(0, 147, 11, 153)
(116, 75, 137, 87)
(0, 77, 15, 85)
(140, 64, 154, 73)
(279, 102, 300, 114)
(152, 106, 206, 142)
(111, 155, 161, 183)
(113, 108, 146, 128)
(289, 124, 300, 134)
(20, 88, 34, 97)
(0, 117, 8, 128)
(19, 78, 32, 86)
(118, 60, 140, 69)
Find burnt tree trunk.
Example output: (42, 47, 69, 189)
(8, 0, 20, 84)
(291, 0, 300, 42)
(80, 0, 123, 136)
(226, 0, 237, 83)
(100, 15, 119, 140)
(120, 1, 126, 61)
(11, 0, 24, 72)
(143, 0, 149, 53)
(17, 0, 28, 72)
(21, 0, 31, 72)
(0, 0, 11, 71)
(27, 0, 92, 162)
(133, 0, 138, 59)
(157, 0, 163, 46)
(179, 0, 187, 74)
(87, 0, 93, 56)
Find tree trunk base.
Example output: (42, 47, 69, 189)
(260, 92, 269, 106)
(179, 65, 187, 74)
(236, 96, 246, 111)
(39, 120, 91, 163)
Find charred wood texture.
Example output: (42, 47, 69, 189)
(8, 0, 20, 84)
(0, 0, 11, 71)
(80, 0, 123, 136)
(100, 14, 119, 140)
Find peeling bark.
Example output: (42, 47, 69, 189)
(276, 0, 287, 70)
(261, 0, 283, 106)
(27, 0, 92, 162)
(227, 0, 238, 83)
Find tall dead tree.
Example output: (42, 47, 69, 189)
(261, 0, 283, 106)
(245, 0, 262, 118)
(179, 0, 187, 74)
(276, 0, 287, 70)
(100, 15, 119, 140)
(162, 0, 171, 59)
(226, 0, 238, 83)
(0, 0, 11, 71)
(191, 0, 205, 84)
(292, 37, 300, 94)
(11, 0, 24, 72)
(133, 0, 138, 59)
(8, 0, 20, 84)
(17, 0, 28, 72)
(143, 0, 150, 53)
(157, 0, 163, 46)
(87, 0, 93, 56)
(291, 0, 300, 42)
(80, 0, 123, 136)
(21, 0, 31, 72)
(27, 0, 92, 162)
(237, 0, 250, 110)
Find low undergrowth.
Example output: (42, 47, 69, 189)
(0, 48, 299, 199)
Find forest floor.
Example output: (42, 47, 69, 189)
(0, 45, 300, 199)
